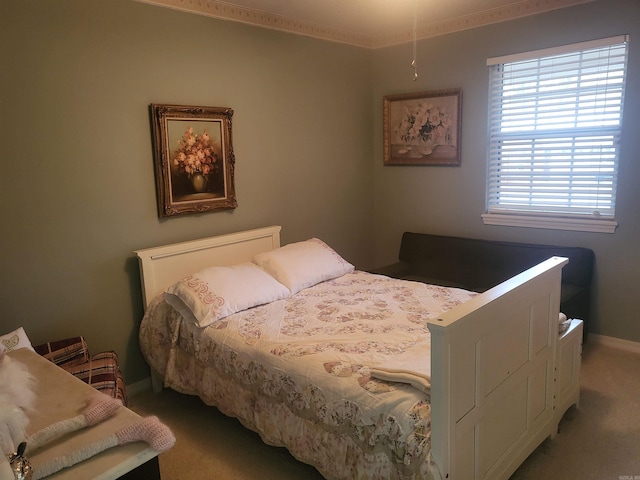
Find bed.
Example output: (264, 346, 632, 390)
(135, 225, 571, 480)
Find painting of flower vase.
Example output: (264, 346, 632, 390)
(383, 89, 462, 166)
(150, 104, 237, 217)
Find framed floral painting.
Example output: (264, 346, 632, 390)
(150, 104, 237, 217)
(383, 89, 462, 166)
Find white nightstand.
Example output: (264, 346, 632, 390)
(554, 319, 583, 429)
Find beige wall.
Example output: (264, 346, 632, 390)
(0, 0, 374, 383)
(371, 0, 640, 342)
(1, 0, 638, 386)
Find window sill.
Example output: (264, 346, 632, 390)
(481, 213, 617, 233)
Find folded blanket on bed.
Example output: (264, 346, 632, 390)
(369, 344, 432, 393)
(370, 311, 571, 393)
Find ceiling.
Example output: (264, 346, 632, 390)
(137, 0, 593, 48)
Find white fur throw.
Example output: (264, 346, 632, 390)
(0, 351, 36, 479)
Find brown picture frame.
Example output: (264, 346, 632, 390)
(150, 103, 237, 217)
(383, 89, 462, 166)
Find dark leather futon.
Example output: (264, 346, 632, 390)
(371, 232, 595, 339)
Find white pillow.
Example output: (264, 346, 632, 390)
(164, 262, 291, 328)
(0, 327, 35, 353)
(252, 238, 355, 294)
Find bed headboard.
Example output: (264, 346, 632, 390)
(134, 225, 282, 308)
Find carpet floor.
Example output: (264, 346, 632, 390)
(129, 341, 640, 479)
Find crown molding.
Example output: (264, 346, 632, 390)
(135, 0, 373, 47)
(135, 0, 594, 49)
(373, 0, 595, 48)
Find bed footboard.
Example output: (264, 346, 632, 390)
(428, 256, 568, 480)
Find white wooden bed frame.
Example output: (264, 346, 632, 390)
(135, 225, 570, 480)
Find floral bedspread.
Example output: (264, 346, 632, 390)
(139, 271, 476, 480)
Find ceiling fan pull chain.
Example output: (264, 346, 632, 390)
(412, 0, 418, 80)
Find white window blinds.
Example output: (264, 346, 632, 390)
(486, 36, 628, 224)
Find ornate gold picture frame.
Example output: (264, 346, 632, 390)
(150, 104, 237, 217)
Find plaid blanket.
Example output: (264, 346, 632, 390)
(34, 337, 127, 405)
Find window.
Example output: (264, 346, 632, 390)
(483, 36, 628, 233)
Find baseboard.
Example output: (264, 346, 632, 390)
(589, 334, 640, 354)
(127, 376, 152, 398)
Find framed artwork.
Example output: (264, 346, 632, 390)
(383, 89, 462, 166)
(150, 104, 237, 217)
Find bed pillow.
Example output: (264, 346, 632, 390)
(164, 262, 291, 328)
(0, 327, 35, 353)
(252, 238, 355, 294)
